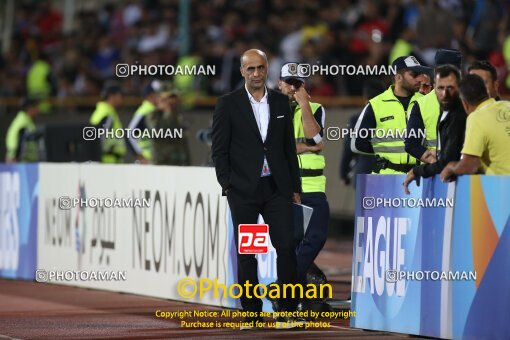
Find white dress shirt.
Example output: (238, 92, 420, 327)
(245, 85, 269, 141)
(245, 86, 272, 176)
(437, 110, 449, 152)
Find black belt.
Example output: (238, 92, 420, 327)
(384, 163, 413, 173)
(300, 169, 323, 177)
(374, 155, 413, 173)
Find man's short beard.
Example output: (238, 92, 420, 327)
(401, 80, 417, 96)
(441, 96, 461, 111)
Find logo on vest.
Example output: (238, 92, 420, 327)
(379, 116, 394, 122)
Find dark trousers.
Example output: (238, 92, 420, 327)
(227, 176, 298, 312)
(294, 192, 330, 285)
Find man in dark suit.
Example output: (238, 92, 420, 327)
(212, 49, 302, 328)
(403, 65, 466, 193)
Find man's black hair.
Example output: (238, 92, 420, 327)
(396, 68, 407, 76)
(435, 64, 461, 83)
(100, 80, 122, 100)
(468, 60, 498, 82)
(459, 74, 489, 106)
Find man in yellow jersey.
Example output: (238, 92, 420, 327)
(441, 74, 510, 180)
(468, 60, 501, 101)
(351, 56, 428, 174)
(89, 81, 126, 163)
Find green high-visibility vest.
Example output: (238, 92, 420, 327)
(175, 55, 200, 109)
(504, 36, 510, 88)
(90, 101, 126, 163)
(5, 111, 38, 162)
(27, 60, 53, 114)
(389, 39, 413, 64)
(27, 60, 51, 97)
(370, 86, 422, 174)
(132, 100, 156, 160)
(293, 102, 326, 193)
(409, 90, 440, 149)
(174, 55, 200, 90)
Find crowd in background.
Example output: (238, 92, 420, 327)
(0, 0, 509, 102)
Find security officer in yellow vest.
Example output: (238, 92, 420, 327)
(89, 81, 126, 163)
(126, 80, 160, 163)
(277, 63, 330, 290)
(351, 56, 429, 174)
(404, 49, 462, 164)
(26, 52, 56, 114)
(5, 98, 41, 162)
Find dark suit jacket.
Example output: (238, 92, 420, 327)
(412, 102, 466, 178)
(211, 87, 301, 198)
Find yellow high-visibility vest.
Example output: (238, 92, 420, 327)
(370, 86, 422, 174)
(409, 90, 440, 149)
(132, 100, 156, 160)
(90, 101, 126, 163)
(293, 102, 325, 193)
(6, 111, 38, 162)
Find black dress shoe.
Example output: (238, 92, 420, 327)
(266, 281, 282, 312)
(267, 297, 281, 313)
(274, 316, 306, 330)
(298, 299, 333, 315)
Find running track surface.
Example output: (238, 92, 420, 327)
(0, 239, 405, 339)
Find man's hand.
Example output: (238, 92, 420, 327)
(440, 161, 458, 182)
(292, 192, 301, 204)
(296, 142, 323, 154)
(293, 86, 311, 106)
(308, 142, 323, 153)
(402, 169, 416, 195)
(420, 149, 437, 164)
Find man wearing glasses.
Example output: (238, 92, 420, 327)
(277, 63, 330, 311)
(417, 73, 433, 95)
